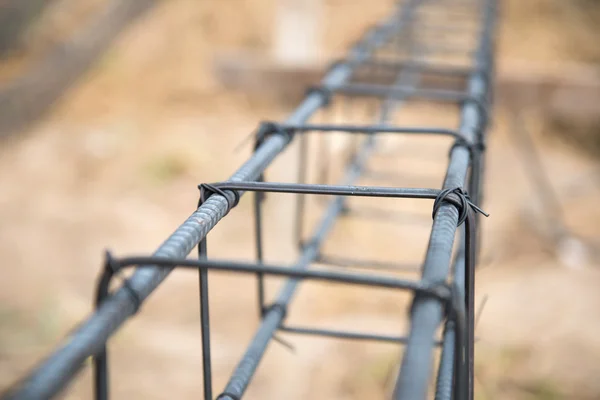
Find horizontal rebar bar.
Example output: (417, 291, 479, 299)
(202, 181, 440, 199)
(269, 122, 465, 138)
(94, 255, 450, 296)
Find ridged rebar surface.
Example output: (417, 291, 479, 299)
(3, 0, 497, 399)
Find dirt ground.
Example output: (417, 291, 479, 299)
(1, 1, 600, 399)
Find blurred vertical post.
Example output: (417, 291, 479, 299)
(273, 0, 322, 66)
(273, 0, 350, 166)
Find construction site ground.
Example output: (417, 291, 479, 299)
(1, 1, 600, 399)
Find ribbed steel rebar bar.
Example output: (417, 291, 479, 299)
(2, 2, 423, 399)
(2, 0, 497, 398)
(393, 1, 495, 399)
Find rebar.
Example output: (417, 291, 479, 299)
(2, 0, 497, 399)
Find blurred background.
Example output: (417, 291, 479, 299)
(1, 0, 600, 399)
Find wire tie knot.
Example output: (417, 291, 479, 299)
(255, 121, 295, 150)
(199, 183, 240, 215)
(102, 251, 141, 314)
(262, 302, 288, 321)
(432, 187, 489, 226)
(305, 86, 333, 107)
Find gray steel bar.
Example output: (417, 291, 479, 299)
(218, 137, 376, 400)
(434, 231, 466, 400)
(2, 0, 498, 398)
(99, 254, 443, 293)
(392, 0, 494, 399)
(274, 123, 464, 138)
(2, 6, 413, 400)
(204, 181, 440, 199)
(217, 5, 425, 397)
(434, 4, 497, 399)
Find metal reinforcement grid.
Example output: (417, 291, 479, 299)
(3, 0, 497, 399)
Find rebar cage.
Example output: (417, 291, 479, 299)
(3, 0, 498, 399)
